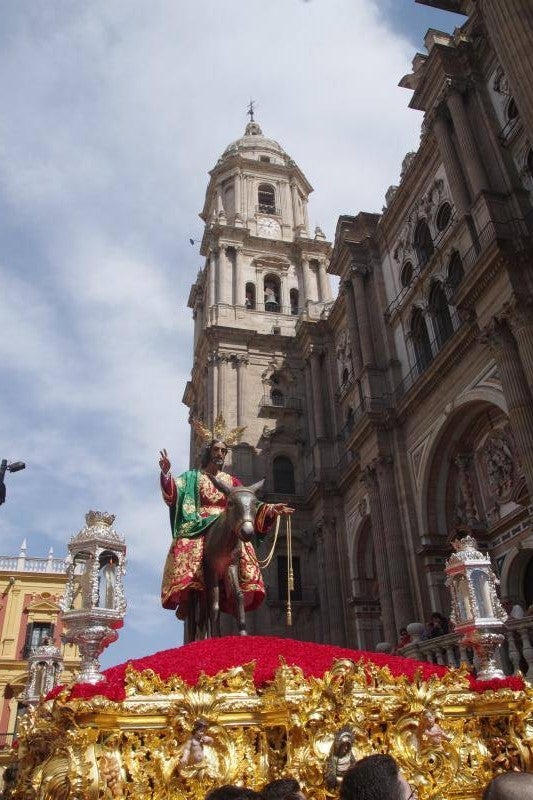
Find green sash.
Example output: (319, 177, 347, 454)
(172, 469, 219, 540)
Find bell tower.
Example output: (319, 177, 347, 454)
(184, 116, 332, 639)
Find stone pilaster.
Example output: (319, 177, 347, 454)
(290, 180, 301, 230)
(304, 361, 316, 443)
(208, 249, 217, 307)
(316, 518, 345, 645)
(234, 171, 242, 223)
(234, 355, 248, 427)
(218, 246, 231, 305)
(217, 354, 228, 418)
(308, 346, 325, 439)
(479, 0, 533, 146)
(361, 466, 396, 645)
(446, 86, 489, 198)
(480, 318, 533, 499)
(207, 352, 217, 425)
(350, 263, 375, 367)
(374, 456, 415, 632)
(341, 280, 363, 377)
(234, 246, 244, 306)
(315, 527, 329, 642)
(432, 110, 471, 217)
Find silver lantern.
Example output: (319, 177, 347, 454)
(23, 640, 64, 704)
(445, 532, 507, 680)
(60, 511, 127, 684)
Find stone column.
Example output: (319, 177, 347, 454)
(309, 346, 325, 439)
(301, 256, 312, 304)
(235, 355, 248, 427)
(217, 354, 228, 419)
(302, 198, 309, 234)
(479, 0, 533, 146)
(290, 181, 300, 230)
(374, 456, 415, 632)
(315, 528, 329, 642)
(350, 264, 375, 367)
(446, 86, 489, 198)
(208, 249, 217, 307)
(234, 246, 244, 306)
(432, 110, 471, 217)
(507, 304, 533, 396)
(318, 261, 331, 302)
(454, 454, 479, 527)
(481, 319, 533, 498)
(342, 280, 363, 376)
(361, 467, 396, 645)
(207, 353, 217, 425)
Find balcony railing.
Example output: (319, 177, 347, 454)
(259, 395, 302, 412)
(255, 204, 282, 216)
(0, 555, 65, 574)
(399, 617, 533, 680)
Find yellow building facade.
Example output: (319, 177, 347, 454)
(0, 541, 79, 776)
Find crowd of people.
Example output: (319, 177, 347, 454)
(202, 757, 533, 799)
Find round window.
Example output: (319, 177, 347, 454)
(436, 202, 452, 232)
(400, 261, 413, 288)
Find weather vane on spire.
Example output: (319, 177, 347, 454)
(247, 99, 256, 122)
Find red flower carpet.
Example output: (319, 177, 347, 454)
(48, 636, 524, 702)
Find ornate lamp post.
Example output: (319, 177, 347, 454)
(60, 511, 127, 684)
(23, 640, 64, 704)
(445, 531, 507, 680)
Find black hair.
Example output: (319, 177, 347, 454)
(204, 787, 263, 800)
(340, 754, 403, 800)
(262, 778, 301, 800)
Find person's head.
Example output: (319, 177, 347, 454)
(399, 628, 408, 638)
(483, 772, 533, 800)
(340, 754, 413, 800)
(262, 777, 306, 800)
(205, 786, 263, 800)
(201, 439, 228, 470)
(431, 612, 444, 624)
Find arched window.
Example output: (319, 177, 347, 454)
(506, 97, 519, 122)
(245, 282, 256, 309)
(414, 219, 434, 268)
(447, 251, 464, 290)
(290, 288, 299, 315)
(273, 456, 295, 494)
(400, 261, 413, 288)
(258, 183, 276, 214)
(411, 308, 433, 372)
(264, 274, 280, 311)
(342, 367, 350, 385)
(271, 389, 284, 407)
(429, 282, 454, 348)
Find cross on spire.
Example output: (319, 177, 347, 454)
(247, 99, 256, 122)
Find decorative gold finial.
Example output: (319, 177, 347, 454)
(191, 412, 246, 447)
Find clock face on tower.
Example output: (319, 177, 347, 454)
(257, 216, 281, 239)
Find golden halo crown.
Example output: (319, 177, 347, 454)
(191, 412, 246, 447)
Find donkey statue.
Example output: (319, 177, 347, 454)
(186, 475, 266, 640)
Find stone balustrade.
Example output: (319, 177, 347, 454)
(397, 617, 533, 681)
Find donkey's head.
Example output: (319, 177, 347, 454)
(208, 475, 265, 542)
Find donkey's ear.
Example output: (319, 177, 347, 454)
(247, 478, 265, 495)
(207, 473, 232, 495)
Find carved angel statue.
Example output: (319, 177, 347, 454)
(417, 710, 452, 749)
(324, 726, 357, 790)
(179, 719, 215, 777)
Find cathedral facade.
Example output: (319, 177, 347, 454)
(183, 0, 533, 650)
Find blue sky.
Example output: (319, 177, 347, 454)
(0, 0, 464, 669)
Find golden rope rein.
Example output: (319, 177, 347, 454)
(256, 512, 293, 627)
